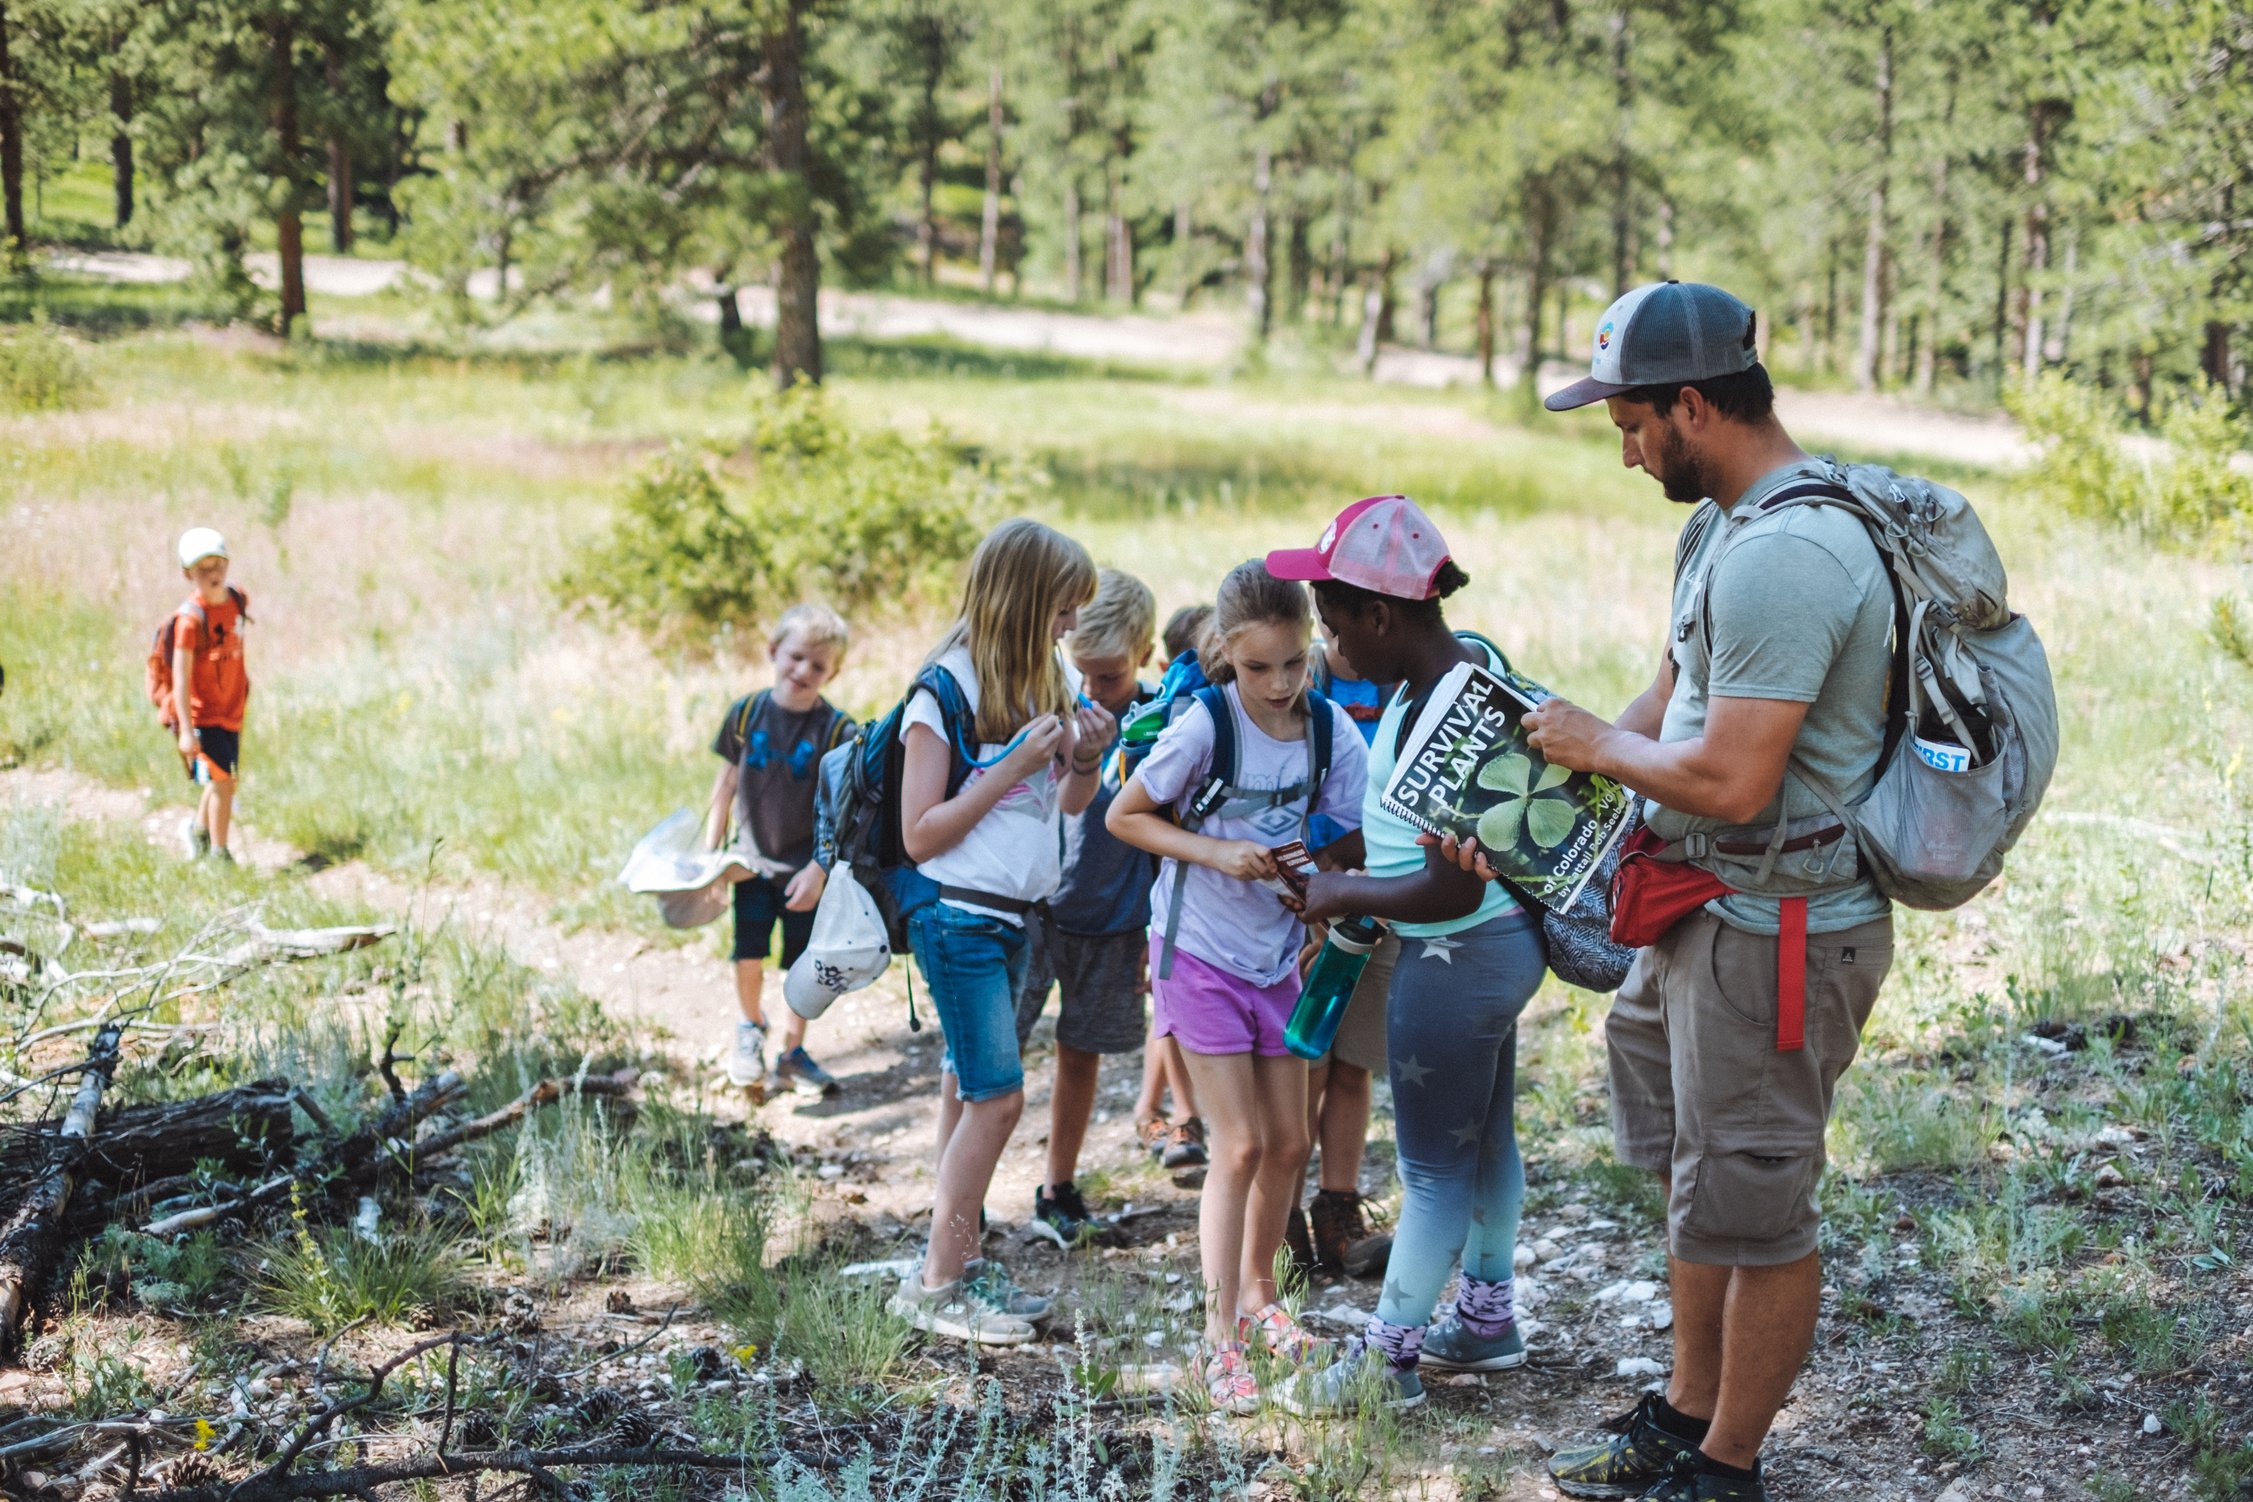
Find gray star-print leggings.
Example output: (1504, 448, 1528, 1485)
(1376, 906, 1547, 1331)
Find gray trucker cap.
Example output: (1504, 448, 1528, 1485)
(1543, 280, 1759, 411)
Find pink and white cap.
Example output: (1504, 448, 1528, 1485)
(1265, 495, 1452, 600)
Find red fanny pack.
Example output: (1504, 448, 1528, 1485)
(1609, 827, 1809, 1053)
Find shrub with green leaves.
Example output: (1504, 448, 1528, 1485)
(2010, 372, 2253, 541)
(561, 384, 1033, 655)
(0, 314, 92, 412)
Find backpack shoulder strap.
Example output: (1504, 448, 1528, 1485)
(918, 666, 979, 797)
(1453, 628, 1513, 678)
(227, 585, 249, 622)
(1673, 500, 1724, 585)
(1305, 688, 1335, 802)
(733, 689, 770, 747)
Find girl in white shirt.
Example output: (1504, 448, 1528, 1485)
(885, 518, 1112, 1348)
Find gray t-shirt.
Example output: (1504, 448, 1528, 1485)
(1647, 461, 1894, 935)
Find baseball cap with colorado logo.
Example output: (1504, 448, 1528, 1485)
(1265, 494, 1453, 601)
(1543, 280, 1759, 411)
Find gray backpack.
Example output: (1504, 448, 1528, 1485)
(1710, 460, 2058, 910)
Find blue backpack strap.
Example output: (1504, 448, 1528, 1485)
(913, 666, 979, 798)
(733, 688, 771, 756)
(1303, 689, 1334, 829)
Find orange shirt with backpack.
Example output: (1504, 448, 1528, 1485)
(146, 587, 251, 734)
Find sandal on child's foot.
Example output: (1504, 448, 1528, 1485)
(1136, 1116, 1171, 1161)
(1239, 1302, 1326, 1363)
(1196, 1344, 1260, 1416)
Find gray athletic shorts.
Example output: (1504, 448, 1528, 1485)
(1014, 910, 1148, 1056)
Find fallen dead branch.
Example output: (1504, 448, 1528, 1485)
(0, 1022, 122, 1357)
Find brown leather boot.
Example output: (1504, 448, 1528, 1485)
(1309, 1189, 1392, 1278)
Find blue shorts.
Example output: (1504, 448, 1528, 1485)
(909, 901, 1030, 1103)
(732, 875, 815, 965)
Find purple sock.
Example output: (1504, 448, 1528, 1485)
(1455, 1272, 1515, 1339)
(1361, 1317, 1426, 1373)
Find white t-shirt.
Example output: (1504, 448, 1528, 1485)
(1136, 685, 1368, 986)
(901, 645, 1073, 925)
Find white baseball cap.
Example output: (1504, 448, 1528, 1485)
(783, 865, 891, 1020)
(178, 527, 229, 569)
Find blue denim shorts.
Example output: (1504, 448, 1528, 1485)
(909, 901, 1031, 1103)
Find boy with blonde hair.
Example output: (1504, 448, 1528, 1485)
(706, 603, 856, 1096)
(170, 528, 250, 862)
(1013, 568, 1163, 1247)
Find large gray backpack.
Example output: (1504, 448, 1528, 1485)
(1711, 460, 2058, 910)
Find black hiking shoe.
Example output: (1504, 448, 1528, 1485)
(1548, 1392, 1701, 1499)
(1031, 1181, 1107, 1250)
(1631, 1452, 1769, 1502)
(1309, 1189, 1392, 1278)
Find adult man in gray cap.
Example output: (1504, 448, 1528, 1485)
(1521, 283, 1898, 1502)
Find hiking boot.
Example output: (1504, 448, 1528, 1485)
(1418, 1316, 1526, 1372)
(962, 1258, 1051, 1323)
(1161, 1117, 1208, 1169)
(1031, 1182, 1107, 1250)
(1136, 1115, 1171, 1161)
(1310, 1189, 1392, 1278)
(1549, 1392, 1702, 1499)
(888, 1269, 1035, 1347)
(1631, 1452, 1770, 1502)
(180, 817, 210, 861)
(726, 1022, 767, 1089)
(1283, 1206, 1317, 1281)
(771, 1045, 838, 1097)
(1276, 1341, 1425, 1416)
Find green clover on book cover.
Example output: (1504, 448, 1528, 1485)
(1379, 662, 1636, 915)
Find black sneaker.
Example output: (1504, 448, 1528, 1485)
(1631, 1452, 1768, 1502)
(1030, 1181, 1107, 1250)
(1548, 1393, 1701, 1499)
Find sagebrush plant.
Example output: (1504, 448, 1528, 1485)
(560, 382, 1029, 655)
(0, 313, 93, 411)
(2010, 371, 2253, 541)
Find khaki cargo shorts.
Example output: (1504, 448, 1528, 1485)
(1606, 909, 1893, 1266)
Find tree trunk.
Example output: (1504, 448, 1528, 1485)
(1853, 26, 1892, 392)
(1520, 185, 1557, 401)
(763, 0, 821, 388)
(1821, 239, 1839, 371)
(2202, 320, 2230, 393)
(1474, 257, 1496, 385)
(0, 1, 27, 260)
(1609, 3, 1633, 296)
(108, 71, 133, 228)
(1375, 249, 1397, 345)
(1327, 154, 1354, 327)
(1243, 103, 1279, 340)
(1991, 213, 2013, 391)
(1915, 151, 1949, 394)
(1285, 211, 1310, 322)
(916, 34, 941, 286)
(1355, 247, 1397, 378)
(1654, 197, 1674, 280)
(1105, 165, 1130, 305)
(1419, 268, 1442, 348)
(2018, 100, 2062, 380)
(979, 65, 1002, 295)
(2045, 228, 2076, 364)
(1174, 199, 1194, 304)
(323, 41, 353, 251)
(1062, 175, 1082, 302)
(270, 16, 307, 336)
(716, 286, 743, 335)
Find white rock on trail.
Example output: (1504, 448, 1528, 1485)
(1615, 1357, 1666, 1378)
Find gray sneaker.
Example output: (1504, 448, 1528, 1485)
(181, 816, 210, 861)
(726, 1022, 766, 1089)
(1276, 1342, 1425, 1416)
(962, 1258, 1052, 1323)
(887, 1269, 1036, 1346)
(771, 1045, 838, 1098)
(1418, 1317, 1526, 1372)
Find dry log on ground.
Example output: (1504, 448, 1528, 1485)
(75, 1079, 296, 1185)
(0, 1024, 121, 1357)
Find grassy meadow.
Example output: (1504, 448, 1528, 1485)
(1, 282, 2250, 1499)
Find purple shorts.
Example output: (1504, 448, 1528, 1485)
(1148, 937, 1302, 1057)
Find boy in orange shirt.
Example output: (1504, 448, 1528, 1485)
(171, 528, 249, 862)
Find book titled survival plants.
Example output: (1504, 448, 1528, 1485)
(1380, 663, 1635, 914)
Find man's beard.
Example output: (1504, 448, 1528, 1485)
(1650, 423, 1713, 506)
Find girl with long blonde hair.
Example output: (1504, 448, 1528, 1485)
(885, 518, 1111, 1347)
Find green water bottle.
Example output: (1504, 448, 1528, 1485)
(1120, 697, 1169, 748)
(1285, 915, 1388, 1061)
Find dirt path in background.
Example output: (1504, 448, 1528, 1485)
(46, 249, 2030, 470)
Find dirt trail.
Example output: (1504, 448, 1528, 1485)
(47, 249, 2030, 470)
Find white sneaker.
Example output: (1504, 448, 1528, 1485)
(180, 816, 210, 860)
(726, 1021, 766, 1088)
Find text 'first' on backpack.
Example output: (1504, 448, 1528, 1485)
(145, 587, 248, 732)
(1698, 459, 2058, 910)
(1151, 685, 1337, 980)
